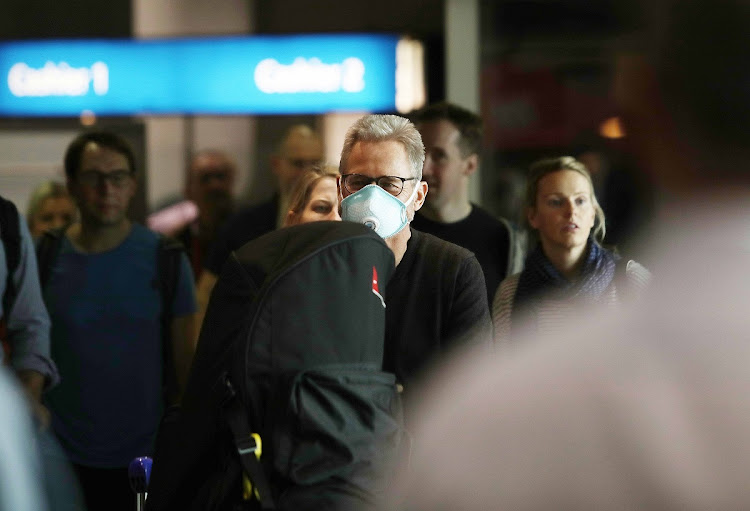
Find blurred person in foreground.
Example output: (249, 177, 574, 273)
(26, 181, 76, 239)
(383, 1, 750, 509)
(0, 365, 49, 511)
(492, 156, 649, 344)
(0, 363, 85, 511)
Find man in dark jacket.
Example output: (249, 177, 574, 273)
(338, 114, 492, 413)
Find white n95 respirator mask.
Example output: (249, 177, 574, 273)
(340, 182, 419, 239)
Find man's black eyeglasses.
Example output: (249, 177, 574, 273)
(340, 174, 416, 197)
(77, 170, 134, 188)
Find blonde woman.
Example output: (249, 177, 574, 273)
(26, 181, 76, 238)
(492, 156, 649, 344)
(283, 166, 341, 226)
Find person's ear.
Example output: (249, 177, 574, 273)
(527, 207, 539, 229)
(284, 210, 297, 227)
(463, 154, 479, 177)
(413, 181, 428, 212)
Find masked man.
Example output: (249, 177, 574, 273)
(338, 114, 492, 419)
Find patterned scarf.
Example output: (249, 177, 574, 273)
(511, 240, 619, 334)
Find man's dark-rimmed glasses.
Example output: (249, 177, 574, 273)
(340, 174, 416, 197)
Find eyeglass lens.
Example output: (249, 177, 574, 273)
(344, 174, 408, 196)
(79, 170, 133, 187)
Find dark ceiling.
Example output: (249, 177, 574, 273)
(0, 0, 637, 106)
(253, 0, 444, 37)
(0, 0, 636, 41)
(0, 0, 131, 40)
(485, 0, 637, 37)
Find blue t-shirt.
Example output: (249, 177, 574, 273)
(44, 224, 196, 467)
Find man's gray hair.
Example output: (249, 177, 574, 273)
(339, 114, 425, 181)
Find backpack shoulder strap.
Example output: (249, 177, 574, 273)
(36, 228, 66, 292)
(157, 235, 183, 311)
(217, 373, 276, 510)
(0, 197, 21, 318)
(157, 234, 185, 404)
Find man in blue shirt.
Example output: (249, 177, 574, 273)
(42, 131, 197, 511)
(0, 195, 58, 425)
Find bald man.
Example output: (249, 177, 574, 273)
(177, 150, 237, 278)
(195, 125, 323, 332)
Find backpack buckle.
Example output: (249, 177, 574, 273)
(237, 433, 262, 458)
(238, 433, 264, 502)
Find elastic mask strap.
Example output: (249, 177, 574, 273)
(402, 179, 420, 208)
(337, 176, 345, 204)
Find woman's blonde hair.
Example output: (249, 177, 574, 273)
(284, 165, 340, 226)
(26, 180, 74, 227)
(524, 156, 606, 244)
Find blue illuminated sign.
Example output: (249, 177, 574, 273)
(0, 35, 399, 116)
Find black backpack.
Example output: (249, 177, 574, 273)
(36, 227, 186, 404)
(146, 221, 405, 511)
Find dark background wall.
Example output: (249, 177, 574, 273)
(0, 0, 132, 39)
(0, 0, 650, 245)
